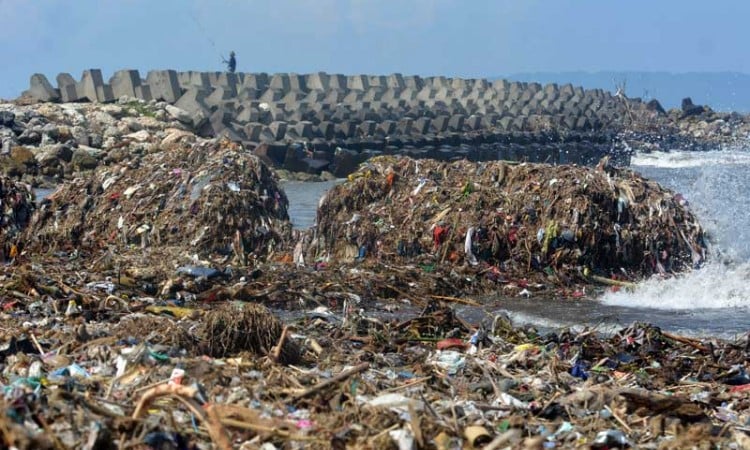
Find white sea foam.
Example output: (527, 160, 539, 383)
(631, 147, 750, 169)
(601, 262, 750, 310)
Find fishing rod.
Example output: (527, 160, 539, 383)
(186, 10, 227, 63)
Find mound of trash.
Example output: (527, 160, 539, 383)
(24, 139, 291, 264)
(0, 176, 35, 260)
(314, 156, 706, 283)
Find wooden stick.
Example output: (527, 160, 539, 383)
(132, 384, 199, 419)
(292, 362, 370, 401)
(131, 384, 232, 450)
(662, 331, 709, 352)
(29, 332, 46, 356)
(429, 294, 480, 307)
(605, 405, 632, 434)
(269, 325, 289, 364)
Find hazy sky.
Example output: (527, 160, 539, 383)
(2, 0, 749, 99)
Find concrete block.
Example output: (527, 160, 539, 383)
(281, 91, 303, 107)
(315, 121, 335, 139)
(134, 85, 153, 102)
(466, 115, 483, 131)
(76, 69, 108, 102)
(492, 79, 510, 93)
(304, 90, 326, 104)
(204, 86, 237, 108)
(512, 117, 527, 131)
(268, 105, 287, 121)
(347, 74, 369, 91)
(56, 73, 81, 102)
(269, 73, 291, 92)
(288, 73, 307, 92)
(324, 90, 346, 104)
(174, 87, 211, 128)
(498, 116, 513, 131)
(431, 115, 450, 132)
(145, 70, 181, 103)
(268, 121, 287, 140)
(450, 78, 468, 90)
(430, 76, 449, 88)
(368, 75, 386, 88)
(306, 72, 329, 91)
(207, 72, 221, 86)
(560, 84, 575, 97)
(416, 87, 436, 101)
(448, 114, 465, 132)
(24, 74, 60, 102)
(357, 120, 377, 136)
(293, 120, 314, 139)
(96, 84, 115, 103)
(242, 73, 269, 90)
(110, 70, 142, 98)
(413, 117, 431, 135)
(259, 89, 283, 103)
(236, 105, 260, 123)
(216, 72, 239, 90)
(386, 73, 405, 89)
(397, 117, 414, 135)
(335, 121, 358, 138)
(343, 91, 363, 104)
(378, 120, 397, 136)
(189, 71, 212, 89)
(328, 74, 347, 90)
(330, 106, 352, 123)
(363, 88, 384, 102)
(403, 75, 423, 89)
(238, 87, 261, 101)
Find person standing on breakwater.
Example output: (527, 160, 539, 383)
(223, 51, 236, 73)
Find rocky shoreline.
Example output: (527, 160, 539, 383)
(6, 70, 750, 184)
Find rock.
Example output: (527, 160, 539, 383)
(125, 130, 151, 142)
(38, 144, 74, 163)
(681, 97, 705, 117)
(10, 146, 36, 166)
(91, 111, 116, 126)
(165, 105, 192, 124)
(161, 128, 196, 146)
(0, 111, 15, 127)
(71, 148, 98, 171)
(646, 99, 666, 115)
(89, 133, 103, 149)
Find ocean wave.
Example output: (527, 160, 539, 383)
(601, 262, 750, 310)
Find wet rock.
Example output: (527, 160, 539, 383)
(71, 148, 98, 171)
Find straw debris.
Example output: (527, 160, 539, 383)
(24, 138, 291, 264)
(314, 156, 706, 284)
(196, 302, 301, 364)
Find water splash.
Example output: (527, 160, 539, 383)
(631, 147, 750, 169)
(603, 147, 750, 311)
(601, 262, 750, 310)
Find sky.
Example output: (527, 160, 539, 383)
(2, 0, 750, 99)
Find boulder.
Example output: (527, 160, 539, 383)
(71, 148, 98, 171)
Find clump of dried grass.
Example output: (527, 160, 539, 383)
(197, 302, 300, 364)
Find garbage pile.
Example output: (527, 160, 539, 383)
(0, 287, 749, 449)
(0, 176, 35, 259)
(23, 138, 291, 266)
(314, 156, 707, 285)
